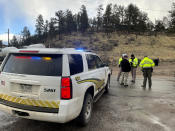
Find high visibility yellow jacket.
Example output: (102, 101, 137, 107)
(129, 57, 138, 67)
(118, 58, 123, 66)
(139, 57, 155, 68)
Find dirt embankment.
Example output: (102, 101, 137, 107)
(152, 62, 175, 77)
(46, 33, 175, 64)
(112, 61, 175, 77)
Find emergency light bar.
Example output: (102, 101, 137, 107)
(15, 56, 52, 61)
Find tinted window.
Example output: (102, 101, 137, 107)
(2, 53, 62, 76)
(86, 54, 97, 70)
(86, 54, 104, 70)
(94, 56, 104, 68)
(68, 54, 83, 75)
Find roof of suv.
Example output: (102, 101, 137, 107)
(10, 48, 96, 55)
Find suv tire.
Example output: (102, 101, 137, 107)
(78, 93, 93, 126)
(105, 77, 110, 93)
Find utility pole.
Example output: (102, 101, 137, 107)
(8, 29, 9, 47)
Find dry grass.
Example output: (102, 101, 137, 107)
(95, 33, 175, 64)
(48, 32, 175, 64)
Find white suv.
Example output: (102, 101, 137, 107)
(0, 48, 111, 125)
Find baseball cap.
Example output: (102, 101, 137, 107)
(122, 54, 127, 57)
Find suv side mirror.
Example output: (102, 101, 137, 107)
(101, 63, 108, 67)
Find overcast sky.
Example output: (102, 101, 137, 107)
(0, 0, 174, 43)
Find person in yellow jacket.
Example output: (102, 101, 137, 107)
(140, 56, 155, 89)
(117, 54, 125, 81)
(129, 54, 138, 83)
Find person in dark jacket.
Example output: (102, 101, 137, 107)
(117, 54, 125, 81)
(120, 54, 131, 87)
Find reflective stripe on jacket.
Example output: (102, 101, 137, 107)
(139, 57, 155, 68)
(119, 58, 123, 65)
(129, 58, 138, 67)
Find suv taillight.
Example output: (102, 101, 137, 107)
(61, 77, 72, 99)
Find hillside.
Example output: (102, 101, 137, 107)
(45, 33, 175, 65)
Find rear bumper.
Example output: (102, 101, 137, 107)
(0, 98, 58, 113)
(0, 97, 83, 123)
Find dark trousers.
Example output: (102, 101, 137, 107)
(142, 68, 152, 88)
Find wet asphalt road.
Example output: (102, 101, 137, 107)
(0, 76, 175, 131)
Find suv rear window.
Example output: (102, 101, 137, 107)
(2, 53, 62, 76)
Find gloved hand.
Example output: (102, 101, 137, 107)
(151, 68, 153, 72)
(141, 68, 143, 72)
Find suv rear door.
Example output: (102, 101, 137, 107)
(67, 54, 85, 98)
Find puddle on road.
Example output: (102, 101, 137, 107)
(148, 115, 171, 131)
(0, 111, 18, 128)
(137, 111, 171, 131)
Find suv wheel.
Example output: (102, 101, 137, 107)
(105, 77, 110, 93)
(78, 93, 93, 126)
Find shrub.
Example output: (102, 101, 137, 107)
(108, 40, 119, 47)
(128, 37, 135, 42)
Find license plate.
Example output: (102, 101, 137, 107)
(20, 84, 32, 93)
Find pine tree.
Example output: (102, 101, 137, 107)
(155, 21, 165, 32)
(10, 36, 19, 47)
(136, 12, 148, 34)
(79, 5, 89, 33)
(49, 18, 56, 40)
(116, 5, 126, 31)
(21, 26, 30, 40)
(65, 10, 76, 34)
(76, 13, 81, 31)
(44, 20, 49, 35)
(112, 4, 120, 31)
(118, 5, 125, 25)
(125, 4, 140, 32)
(43, 20, 49, 41)
(55, 10, 65, 39)
(97, 5, 104, 32)
(21, 26, 31, 46)
(72, 15, 78, 32)
(146, 21, 154, 35)
(103, 4, 113, 35)
(89, 18, 97, 32)
(35, 14, 44, 37)
(169, 3, 175, 32)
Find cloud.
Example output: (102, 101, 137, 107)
(104, 0, 171, 21)
(21, 0, 172, 21)
(0, 0, 173, 34)
(0, 34, 14, 42)
(11, 0, 85, 25)
(0, 34, 20, 44)
(0, 0, 87, 34)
